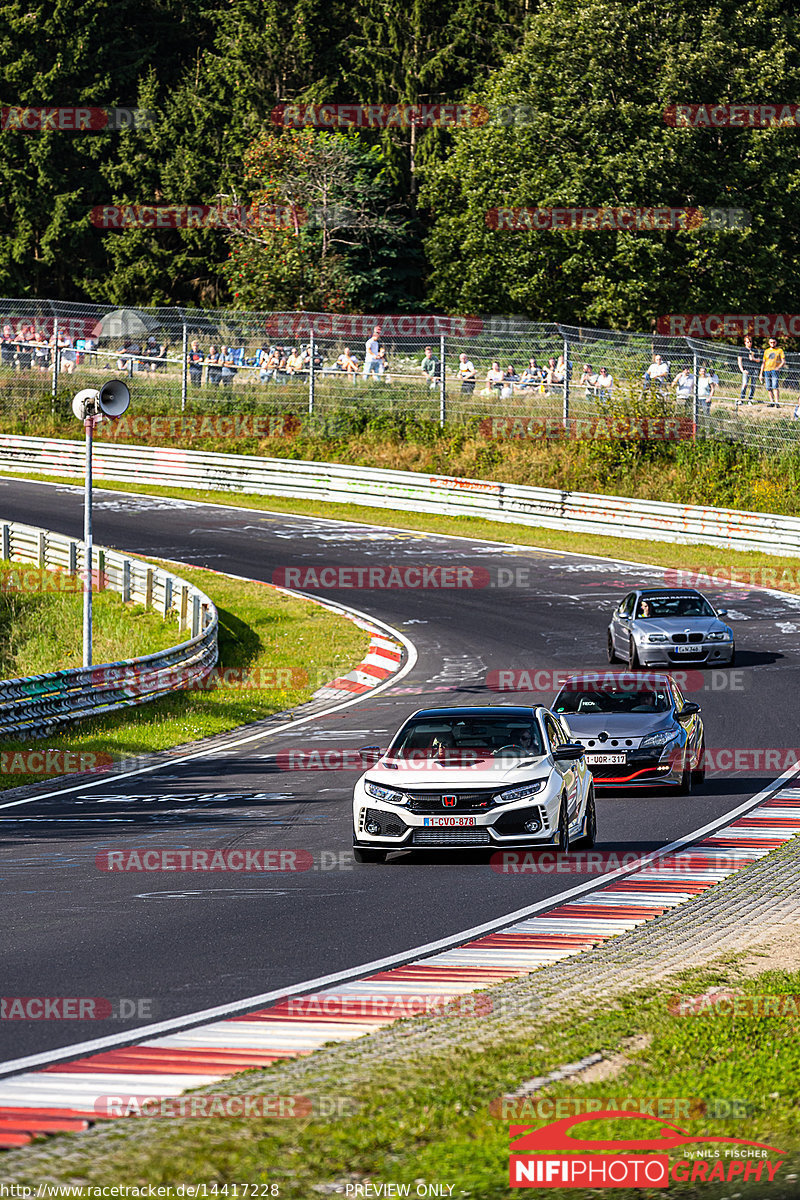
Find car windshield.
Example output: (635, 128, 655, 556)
(389, 716, 544, 761)
(636, 593, 714, 619)
(554, 684, 672, 715)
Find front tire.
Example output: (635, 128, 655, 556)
(676, 751, 693, 795)
(353, 846, 386, 863)
(691, 739, 706, 786)
(574, 786, 596, 848)
(556, 797, 571, 854)
(607, 631, 620, 663)
(627, 639, 639, 669)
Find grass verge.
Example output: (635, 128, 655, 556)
(0, 559, 369, 790)
(4, 958, 799, 1198)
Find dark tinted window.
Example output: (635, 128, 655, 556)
(636, 593, 714, 618)
(390, 715, 544, 758)
(554, 684, 672, 715)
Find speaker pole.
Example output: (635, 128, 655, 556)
(83, 413, 94, 667)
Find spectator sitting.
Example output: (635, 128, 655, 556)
(486, 360, 504, 393)
(519, 358, 541, 390)
(458, 352, 476, 394)
(32, 330, 50, 371)
(14, 326, 33, 370)
(595, 366, 613, 398)
(334, 347, 359, 381)
(502, 364, 519, 398)
(58, 331, 76, 374)
(644, 354, 670, 394)
(420, 345, 439, 389)
(286, 346, 305, 375)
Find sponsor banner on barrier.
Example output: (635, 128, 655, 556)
(0, 997, 155, 1020)
(478, 417, 696, 441)
(101, 414, 301, 441)
(0, 107, 153, 132)
(657, 313, 800, 337)
(669, 992, 800, 1017)
(95, 1094, 355, 1118)
(0, 749, 114, 776)
(664, 103, 800, 127)
(486, 668, 746, 694)
(490, 850, 775, 875)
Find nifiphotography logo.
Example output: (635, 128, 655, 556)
(508, 1111, 786, 1188)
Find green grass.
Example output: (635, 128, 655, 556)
(0, 559, 369, 789)
(6, 960, 799, 1197)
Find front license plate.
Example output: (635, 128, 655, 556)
(422, 816, 477, 827)
(585, 753, 626, 765)
(674, 644, 702, 654)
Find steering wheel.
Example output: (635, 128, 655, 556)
(493, 743, 526, 756)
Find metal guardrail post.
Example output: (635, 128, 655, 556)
(37, 530, 46, 567)
(163, 576, 173, 617)
(562, 334, 570, 430)
(439, 334, 446, 427)
(68, 541, 77, 576)
(97, 549, 105, 590)
(1, 524, 9, 561)
(145, 567, 153, 608)
(180, 584, 189, 629)
(122, 559, 131, 603)
(191, 593, 200, 638)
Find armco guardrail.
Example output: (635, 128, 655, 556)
(0, 434, 799, 557)
(0, 516, 217, 739)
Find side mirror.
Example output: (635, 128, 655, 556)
(359, 745, 383, 765)
(678, 703, 700, 719)
(717, 609, 728, 617)
(553, 742, 585, 761)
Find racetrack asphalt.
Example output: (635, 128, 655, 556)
(1, 476, 799, 1065)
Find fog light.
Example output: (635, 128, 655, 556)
(365, 821, 381, 835)
(524, 818, 541, 833)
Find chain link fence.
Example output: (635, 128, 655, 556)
(1, 299, 799, 451)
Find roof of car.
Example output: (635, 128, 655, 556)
(558, 671, 673, 685)
(407, 706, 539, 719)
(635, 588, 704, 598)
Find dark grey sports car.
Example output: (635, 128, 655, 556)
(607, 588, 735, 669)
(553, 671, 705, 792)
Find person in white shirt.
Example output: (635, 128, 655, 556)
(595, 366, 613, 397)
(363, 325, 385, 379)
(579, 363, 598, 397)
(673, 367, 694, 400)
(644, 354, 669, 394)
(458, 353, 476, 394)
(486, 360, 504, 392)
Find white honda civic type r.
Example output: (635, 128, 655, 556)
(352, 705, 595, 862)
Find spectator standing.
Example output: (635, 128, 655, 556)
(220, 346, 237, 386)
(458, 353, 476, 394)
(738, 336, 760, 404)
(579, 363, 597, 397)
(189, 340, 204, 386)
(363, 325, 385, 379)
(644, 354, 670, 395)
(421, 345, 439, 389)
(760, 337, 785, 406)
(206, 345, 222, 386)
(697, 366, 714, 414)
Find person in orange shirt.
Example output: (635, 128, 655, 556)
(760, 337, 786, 406)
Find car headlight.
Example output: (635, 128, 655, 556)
(644, 633, 668, 643)
(639, 730, 677, 750)
(364, 780, 408, 805)
(707, 630, 731, 641)
(495, 779, 547, 805)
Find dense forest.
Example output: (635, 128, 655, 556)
(1, 0, 800, 326)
